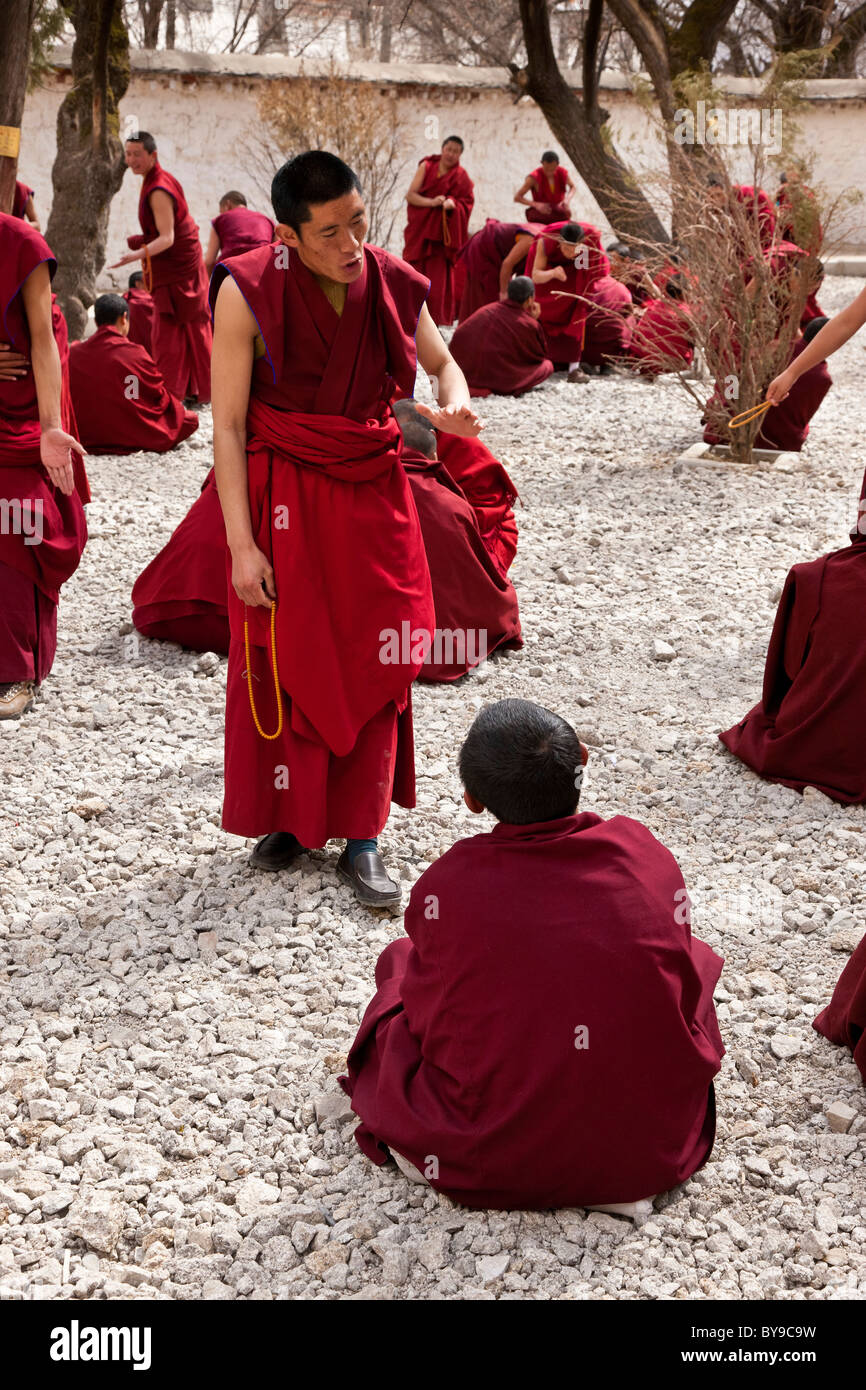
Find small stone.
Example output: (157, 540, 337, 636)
(234, 1177, 280, 1215)
(651, 639, 676, 662)
(769, 1033, 801, 1060)
(66, 1192, 125, 1255)
(476, 1253, 510, 1284)
(734, 1052, 760, 1085)
(825, 1101, 858, 1134)
(314, 1094, 355, 1127)
(306, 1157, 332, 1177)
(71, 797, 108, 820)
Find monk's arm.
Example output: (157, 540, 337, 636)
(530, 240, 565, 285)
(211, 278, 274, 608)
(767, 284, 866, 403)
(24, 195, 41, 230)
(204, 227, 221, 274)
(499, 236, 533, 295)
(513, 175, 534, 207)
(111, 189, 176, 268)
(22, 263, 85, 495)
(406, 163, 442, 208)
(414, 304, 482, 437)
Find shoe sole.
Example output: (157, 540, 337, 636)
(0, 703, 35, 721)
(336, 860, 401, 907)
(249, 848, 304, 872)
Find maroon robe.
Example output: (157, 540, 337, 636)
(582, 274, 634, 366)
(13, 181, 34, 219)
(403, 155, 474, 326)
(435, 433, 519, 576)
(524, 220, 608, 362)
(456, 219, 537, 324)
(732, 184, 776, 251)
(209, 243, 434, 848)
(703, 338, 832, 449)
(69, 325, 198, 455)
(449, 299, 553, 397)
(402, 447, 521, 680)
(0, 215, 88, 683)
(341, 811, 724, 1210)
(132, 469, 229, 654)
(124, 285, 156, 357)
(524, 163, 571, 223)
(129, 162, 212, 402)
(814, 935, 866, 1085)
(720, 476, 866, 803)
(629, 298, 694, 374)
(212, 207, 274, 259)
(800, 291, 824, 327)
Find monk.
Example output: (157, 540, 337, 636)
(403, 136, 474, 327)
(707, 176, 776, 252)
(582, 273, 634, 372)
(393, 400, 520, 680)
(69, 294, 198, 455)
(124, 270, 156, 356)
(341, 698, 725, 1211)
(210, 150, 481, 907)
(449, 276, 553, 397)
(607, 242, 654, 306)
(13, 179, 40, 228)
(514, 151, 575, 225)
(627, 277, 693, 375)
(525, 220, 609, 381)
(435, 431, 519, 577)
(204, 190, 274, 273)
(112, 131, 212, 404)
(456, 219, 537, 323)
(0, 213, 88, 719)
(814, 936, 866, 1086)
(132, 469, 229, 655)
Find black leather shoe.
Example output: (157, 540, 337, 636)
(336, 849, 401, 907)
(250, 832, 305, 871)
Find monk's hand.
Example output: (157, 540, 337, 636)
(432, 195, 446, 207)
(415, 401, 484, 438)
(231, 544, 276, 608)
(442, 198, 455, 212)
(552, 266, 568, 282)
(40, 427, 85, 496)
(0, 343, 30, 379)
(110, 252, 141, 269)
(766, 367, 796, 405)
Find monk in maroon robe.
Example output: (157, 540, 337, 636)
(608, 242, 653, 306)
(132, 469, 230, 655)
(211, 151, 481, 907)
(342, 698, 724, 1211)
(124, 270, 156, 357)
(525, 220, 608, 379)
(0, 214, 88, 718)
(702, 318, 832, 451)
(708, 177, 776, 252)
(69, 294, 198, 455)
(814, 936, 866, 1086)
(513, 151, 575, 225)
(403, 136, 474, 326)
(13, 179, 39, 228)
(204, 190, 274, 273)
(456, 219, 537, 323)
(112, 131, 212, 403)
(449, 276, 553, 397)
(628, 278, 694, 375)
(435, 432, 519, 576)
(582, 273, 634, 370)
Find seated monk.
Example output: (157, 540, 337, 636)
(702, 317, 832, 451)
(124, 270, 156, 356)
(0, 212, 88, 719)
(13, 179, 40, 229)
(435, 430, 519, 576)
(341, 698, 725, 1212)
(801, 259, 825, 329)
(814, 935, 866, 1086)
(513, 150, 575, 225)
(607, 241, 653, 306)
(204, 190, 274, 274)
(69, 294, 198, 455)
(132, 469, 229, 654)
(581, 273, 634, 372)
(525, 220, 609, 382)
(449, 276, 553, 397)
(628, 276, 693, 375)
(456, 219, 537, 323)
(393, 401, 520, 680)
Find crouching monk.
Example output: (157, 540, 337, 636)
(341, 698, 725, 1210)
(210, 151, 480, 907)
(814, 935, 866, 1086)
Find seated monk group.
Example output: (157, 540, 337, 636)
(69, 294, 199, 455)
(341, 698, 725, 1212)
(449, 276, 553, 397)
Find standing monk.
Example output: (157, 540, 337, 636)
(513, 151, 575, 225)
(403, 136, 474, 327)
(112, 132, 212, 404)
(211, 151, 481, 907)
(0, 214, 88, 719)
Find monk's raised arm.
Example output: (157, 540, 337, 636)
(414, 304, 482, 437)
(767, 283, 866, 403)
(499, 235, 534, 295)
(513, 175, 534, 207)
(212, 276, 274, 607)
(530, 238, 564, 285)
(406, 163, 441, 209)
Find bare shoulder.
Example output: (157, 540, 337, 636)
(213, 272, 257, 337)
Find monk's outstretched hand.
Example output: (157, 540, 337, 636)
(765, 368, 794, 406)
(415, 401, 484, 438)
(231, 544, 276, 608)
(40, 428, 85, 496)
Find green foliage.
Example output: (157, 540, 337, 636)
(28, 0, 67, 90)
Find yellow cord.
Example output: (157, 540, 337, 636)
(728, 400, 772, 429)
(244, 601, 284, 741)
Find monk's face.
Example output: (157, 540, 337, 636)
(541, 159, 559, 176)
(558, 239, 581, 261)
(125, 141, 157, 176)
(278, 190, 368, 283)
(706, 184, 727, 208)
(440, 141, 462, 169)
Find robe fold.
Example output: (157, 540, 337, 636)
(732, 184, 776, 251)
(720, 478, 866, 803)
(582, 275, 634, 366)
(402, 447, 521, 681)
(130, 162, 212, 402)
(69, 325, 198, 455)
(13, 181, 34, 219)
(434, 432, 519, 576)
(524, 164, 571, 223)
(403, 155, 474, 326)
(124, 284, 156, 356)
(0, 214, 88, 682)
(132, 469, 228, 653)
(210, 242, 434, 846)
(814, 935, 866, 1085)
(341, 811, 724, 1210)
(524, 220, 608, 362)
(629, 299, 694, 374)
(211, 207, 274, 260)
(456, 219, 537, 323)
(449, 299, 553, 397)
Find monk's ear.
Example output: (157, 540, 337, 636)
(275, 222, 300, 250)
(578, 741, 589, 766)
(463, 789, 485, 815)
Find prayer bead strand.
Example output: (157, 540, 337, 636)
(244, 601, 284, 741)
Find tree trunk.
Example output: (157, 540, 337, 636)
(380, 11, 392, 63)
(515, 0, 670, 244)
(165, 0, 176, 48)
(44, 1, 131, 339)
(139, 0, 163, 49)
(0, 0, 37, 214)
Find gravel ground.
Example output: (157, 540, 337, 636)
(1, 276, 865, 1303)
